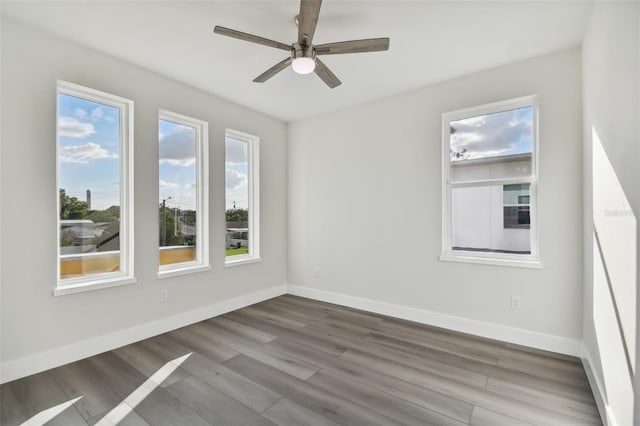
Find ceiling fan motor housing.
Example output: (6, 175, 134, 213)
(291, 42, 316, 62)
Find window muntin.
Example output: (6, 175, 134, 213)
(56, 81, 134, 293)
(225, 129, 260, 265)
(442, 96, 539, 267)
(158, 111, 209, 277)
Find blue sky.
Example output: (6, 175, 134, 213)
(59, 93, 249, 212)
(450, 106, 533, 161)
(158, 119, 196, 211)
(58, 94, 120, 210)
(225, 137, 248, 210)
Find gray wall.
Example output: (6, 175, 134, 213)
(288, 48, 583, 341)
(582, 2, 640, 425)
(0, 19, 287, 368)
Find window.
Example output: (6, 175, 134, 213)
(225, 129, 260, 266)
(441, 96, 540, 268)
(56, 81, 134, 294)
(503, 184, 530, 229)
(158, 111, 209, 277)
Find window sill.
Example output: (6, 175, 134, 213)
(225, 256, 262, 268)
(54, 276, 137, 296)
(439, 252, 542, 269)
(157, 264, 211, 279)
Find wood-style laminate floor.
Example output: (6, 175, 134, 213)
(1, 295, 601, 426)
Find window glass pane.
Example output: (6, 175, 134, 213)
(158, 119, 197, 265)
(449, 106, 533, 182)
(503, 183, 530, 205)
(503, 183, 530, 229)
(58, 93, 122, 280)
(225, 137, 249, 257)
(452, 185, 531, 254)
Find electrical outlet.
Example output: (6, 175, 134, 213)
(160, 289, 168, 303)
(511, 296, 521, 310)
(312, 265, 320, 279)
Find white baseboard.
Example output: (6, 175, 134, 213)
(582, 354, 616, 426)
(0, 285, 286, 384)
(287, 284, 585, 357)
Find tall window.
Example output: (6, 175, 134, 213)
(441, 96, 540, 267)
(225, 129, 260, 265)
(158, 110, 209, 277)
(56, 81, 134, 294)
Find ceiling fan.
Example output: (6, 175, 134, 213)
(213, 0, 390, 88)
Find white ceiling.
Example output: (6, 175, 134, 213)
(2, 1, 593, 122)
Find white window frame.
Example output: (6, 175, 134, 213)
(225, 129, 261, 267)
(55, 81, 135, 295)
(158, 110, 210, 278)
(440, 95, 542, 269)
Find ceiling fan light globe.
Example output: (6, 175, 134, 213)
(292, 57, 316, 75)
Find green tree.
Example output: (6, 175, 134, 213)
(159, 204, 184, 246)
(60, 228, 80, 247)
(59, 188, 88, 220)
(225, 208, 248, 222)
(86, 205, 120, 223)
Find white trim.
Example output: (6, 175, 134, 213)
(441, 95, 540, 268)
(53, 276, 137, 296)
(0, 285, 287, 384)
(287, 284, 583, 357)
(157, 264, 212, 279)
(56, 81, 135, 294)
(158, 110, 210, 275)
(224, 256, 263, 268)
(225, 129, 260, 265)
(439, 252, 542, 269)
(581, 356, 612, 426)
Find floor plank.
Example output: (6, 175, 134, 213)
(224, 353, 405, 426)
(166, 325, 239, 363)
(225, 310, 347, 356)
(0, 382, 27, 426)
(470, 405, 535, 426)
(132, 383, 211, 426)
(265, 337, 475, 423)
(165, 376, 276, 425)
(10, 372, 88, 426)
(308, 367, 469, 426)
(87, 408, 151, 425)
(179, 351, 282, 413)
(50, 355, 127, 421)
(112, 340, 190, 388)
(261, 398, 341, 426)
(486, 376, 601, 421)
(200, 320, 321, 380)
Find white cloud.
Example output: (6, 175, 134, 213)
(159, 125, 196, 166)
(159, 179, 179, 189)
(91, 107, 105, 121)
(59, 116, 96, 138)
(60, 142, 118, 164)
(450, 107, 532, 160)
(74, 106, 115, 123)
(226, 169, 247, 190)
(74, 108, 88, 119)
(225, 138, 248, 164)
